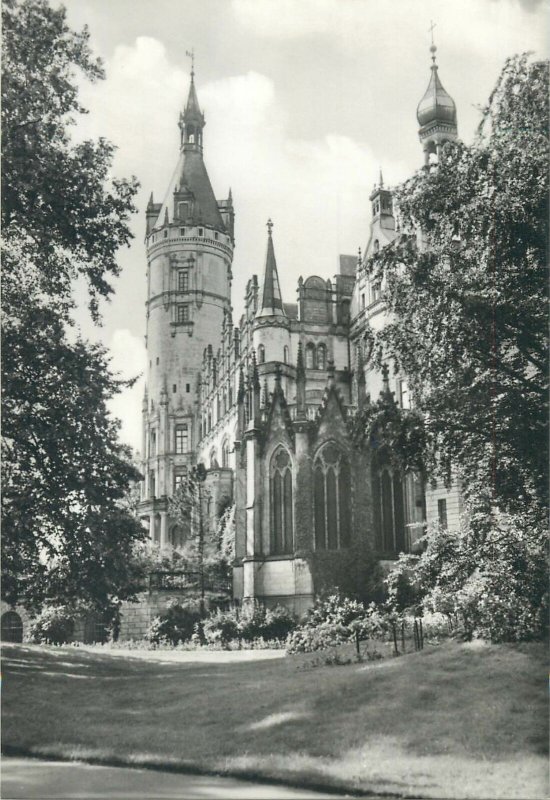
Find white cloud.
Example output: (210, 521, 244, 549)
(107, 328, 146, 453)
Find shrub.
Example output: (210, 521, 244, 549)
(202, 602, 296, 647)
(28, 606, 75, 645)
(148, 599, 201, 645)
(202, 607, 240, 647)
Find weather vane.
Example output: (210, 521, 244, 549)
(186, 48, 195, 76)
(428, 20, 436, 47)
(267, 218, 273, 236)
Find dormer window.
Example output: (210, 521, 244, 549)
(178, 202, 188, 220)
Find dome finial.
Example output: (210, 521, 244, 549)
(428, 20, 437, 65)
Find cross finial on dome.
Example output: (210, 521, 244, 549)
(428, 21, 437, 64)
(266, 218, 273, 236)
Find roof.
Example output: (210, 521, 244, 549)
(154, 148, 226, 231)
(417, 64, 457, 128)
(339, 255, 357, 277)
(257, 225, 286, 317)
(283, 303, 298, 319)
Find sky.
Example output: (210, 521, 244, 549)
(61, 0, 549, 452)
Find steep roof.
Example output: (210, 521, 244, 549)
(257, 220, 285, 317)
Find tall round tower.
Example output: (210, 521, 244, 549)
(140, 66, 234, 548)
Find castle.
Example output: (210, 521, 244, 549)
(138, 44, 463, 614)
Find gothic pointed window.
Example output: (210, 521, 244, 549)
(314, 444, 351, 549)
(221, 438, 230, 468)
(375, 467, 405, 556)
(270, 448, 293, 555)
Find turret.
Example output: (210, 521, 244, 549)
(417, 38, 458, 166)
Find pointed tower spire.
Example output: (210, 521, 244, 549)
(179, 52, 205, 152)
(256, 219, 286, 318)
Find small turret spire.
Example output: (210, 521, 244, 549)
(256, 218, 286, 318)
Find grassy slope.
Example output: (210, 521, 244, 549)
(2, 640, 547, 799)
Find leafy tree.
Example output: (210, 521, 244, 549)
(168, 466, 231, 613)
(364, 55, 548, 514)
(1, 0, 144, 615)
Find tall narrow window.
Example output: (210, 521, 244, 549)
(221, 439, 230, 468)
(149, 470, 156, 498)
(283, 346, 289, 364)
(313, 444, 351, 549)
(174, 469, 187, 493)
(306, 343, 315, 369)
(258, 344, 265, 364)
(271, 448, 293, 555)
(178, 271, 189, 292)
(438, 498, 448, 529)
(376, 468, 405, 555)
(176, 304, 189, 324)
(174, 424, 188, 454)
(317, 344, 327, 370)
(150, 430, 156, 457)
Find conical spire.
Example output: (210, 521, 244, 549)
(257, 219, 286, 317)
(179, 59, 205, 152)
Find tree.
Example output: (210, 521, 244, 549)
(1, 0, 144, 616)
(168, 466, 231, 614)
(364, 55, 548, 515)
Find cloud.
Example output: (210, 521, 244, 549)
(107, 328, 146, 453)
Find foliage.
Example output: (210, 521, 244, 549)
(307, 541, 384, 605)
(27, 605, 75, 645)
(364, 55, 548, 512)
(1, 0, 143, 614)
(202, 602, 296, 647)
(388, 506, 549, 642)
(148, 599, 202, 646)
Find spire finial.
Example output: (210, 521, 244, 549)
(357, 247, 362, 267)
(379, 167, 384, 188)
(186, 48, 195, 79)
(428, 21, 437, 64)
(266, 218, 273, 237)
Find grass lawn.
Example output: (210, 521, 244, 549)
(2, 640, 547, 799)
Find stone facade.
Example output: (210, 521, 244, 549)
(136, 51, 464, 615)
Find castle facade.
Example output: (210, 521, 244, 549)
(139, 47, 463, 613)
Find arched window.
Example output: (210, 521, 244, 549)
(305, 343, 315, 370)
(314, 444, 351, 550)
(258, 344, 265, 364)
(150, 430, 156, 457)
(270, 448, 293, 555)
(317, 344, 326, 370)
(374, 468, 405, 555)
(373, 239, 380, 254)
(283, 346, 289, 364)
(1, 611, 23, 643)
(210, 449, 219, 469)
(221, 439, 230, 467)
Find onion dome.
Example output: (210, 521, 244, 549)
(417, 45, 457, 127)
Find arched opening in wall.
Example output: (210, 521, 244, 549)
(306, 343, 316, 370)
(83, 613, 107, 645)
(283, 345, 289, 364)
(221, 439, 230, 468)
(270, 447, 293, 555)
(1, 611, 23, 643)
(314, 443, 351, 550)
(170, 525, 185, 549)
(210, 449, 219, 469)
(317, 344, 326, 370)
(258, 344, 265, 364)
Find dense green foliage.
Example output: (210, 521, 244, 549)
(388, 508, 548, 643)
(148, 599, 202, 646)
(364, 55, 548, 513)
(202, 603, 296, 647)
(27, 605, 76, 645)
(1, 0, 144, 614)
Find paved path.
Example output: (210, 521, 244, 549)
(2, 758, 355, 800)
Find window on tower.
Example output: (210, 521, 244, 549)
(258, 344, 265, 364)
(317, 344, 327, 370)
(178, 271, 189, 292)
(306, 343, 316, 369)
(174, 424, 188, 454)
(176, 304, 189, 324)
